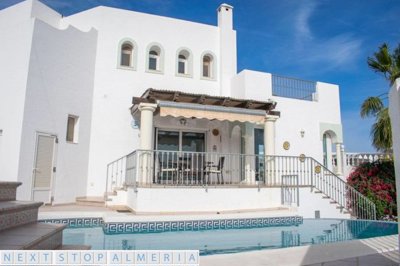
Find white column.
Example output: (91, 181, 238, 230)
(335, 143, 343, 176)
(264, 115, 279, 156)
(138, 103, 157, 184)
(243, 123, 255, 184)
(264, 115, 279, 185)
(138, 103, 157, 150)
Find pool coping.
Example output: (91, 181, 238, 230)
(200, 234, 399, 266)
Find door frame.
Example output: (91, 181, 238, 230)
(31, 132, 58, 204)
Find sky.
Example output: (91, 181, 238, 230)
(1, 0, 399, 152)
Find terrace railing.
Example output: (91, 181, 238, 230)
(272, 74, 317, 101)
(332, 152, 393, 177)
(106, 150, 376, 220)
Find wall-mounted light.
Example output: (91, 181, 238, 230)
(300, 129, 305, 138)
(180, 118, 187, 126)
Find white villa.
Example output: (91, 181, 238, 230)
(0, 0, 376, 219)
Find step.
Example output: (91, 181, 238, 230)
(108, 205, 131, 212)
(330, 200, 338, 204)
(314, 190, 322, 194)
(0, 222, 66, 250)
(76, 196, 105, 207)
(0, 201, 43, 232)
(322, 196, 330, 199)
(57, 245, 91, 250)
(0, 181, 22, 201)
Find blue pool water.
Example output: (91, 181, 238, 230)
(63, 219, 398, 255)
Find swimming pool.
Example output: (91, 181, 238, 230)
(62, 219, 397, 255)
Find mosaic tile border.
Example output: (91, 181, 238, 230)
(103, 216, 303, 234)
(38, 217, 103, 228)
(39, 216, 303, 234)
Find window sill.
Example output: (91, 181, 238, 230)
(200, 76, 217, 81)
(176, 73, 193, 78)
(117, 65, 136, 71)
(66, 141, 79, 145)
(146, 69, 164, 75)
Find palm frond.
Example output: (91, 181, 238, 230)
(371, 108, 392, 152)
(360, 97, 384, 118)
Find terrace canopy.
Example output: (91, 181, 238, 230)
(131, 88, 279, 123)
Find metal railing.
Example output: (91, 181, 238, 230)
(272, 74, 317, 101)
(105, 150, 376, 220)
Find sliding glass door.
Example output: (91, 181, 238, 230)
(156, 129, 206, 184)
(157, 129, 205, 152)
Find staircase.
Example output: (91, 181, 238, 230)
(309, 158, 376, 220)
(0, 181, 66, 250)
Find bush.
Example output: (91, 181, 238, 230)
(347, 160, 396, 220)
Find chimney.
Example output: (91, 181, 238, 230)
(217, 3, 236, 97)
(217, 3, 233, 30)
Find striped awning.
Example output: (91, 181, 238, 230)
(158, 101, 266, 123)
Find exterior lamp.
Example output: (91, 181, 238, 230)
(300, 129, 305, 138)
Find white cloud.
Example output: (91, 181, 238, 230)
(302, 34, 363, 69)
(294, 1, 317, 41)
(290, 2, 363, 72)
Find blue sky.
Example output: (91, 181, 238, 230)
(2, 0, 399, 152)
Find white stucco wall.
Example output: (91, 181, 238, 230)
(0, 1, 35, 182)
(64, 6, 228, 196)
(231, 70, 342, 165)
(108, 187, 349, 218)
(15, 15, 97, 202)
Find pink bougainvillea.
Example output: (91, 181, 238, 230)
(347, 160, 396, 220)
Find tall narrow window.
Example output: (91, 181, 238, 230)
(66, 115, 79, 143)
(202, 55, 213, 78)
(120, 43, 133, 67)
(178, 54, 187, 74)
(149, 50, 159, 70)
(146, 44, 163, 73)
(176, 49, 192, 77)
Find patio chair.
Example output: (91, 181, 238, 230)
(204, 156, 225, 184)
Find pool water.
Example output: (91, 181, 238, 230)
(63, 219, 398, 255)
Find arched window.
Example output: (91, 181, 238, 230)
(149, 50, 159, 70)
(120, 42, 133, 67)
(176, 49, 192, 76)
(117, 39, 137, 70)
(178, 54, 187, 74)
(202, 54, 214, 78)
(147, 45, 163, 72)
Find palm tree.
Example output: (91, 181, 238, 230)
(360, 43, 400, 152)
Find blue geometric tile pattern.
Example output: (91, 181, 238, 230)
(38, 217, 103, 228)
(39, 216, 303, 234)
(103, 216, 303, 234)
